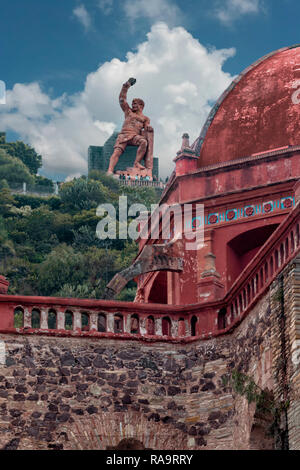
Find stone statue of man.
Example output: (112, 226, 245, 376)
(107, 78, 154, 175)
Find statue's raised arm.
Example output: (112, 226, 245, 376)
(119, 78, 136, 113)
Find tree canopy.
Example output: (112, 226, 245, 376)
(2, 141, 42, 174)
(0, 149, 34, 184)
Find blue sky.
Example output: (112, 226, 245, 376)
(0, 0, 299, 180)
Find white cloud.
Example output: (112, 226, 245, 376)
(73, 4, 92, 31)
(213, 0, 261, 25)
(0, 81, 6, 105)
(94, 120, 116, 135)
(98, 0, 114, 15)
(123, 0, 182, 26)
(4, 83, 57, 118)
(65, 173, 82, 182)
(0, 23, 235, 179)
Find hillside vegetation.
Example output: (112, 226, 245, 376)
(0, 143, 161, 301)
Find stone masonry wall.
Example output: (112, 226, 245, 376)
(0, 293, 276, 450)
(278, 257, 300, 450)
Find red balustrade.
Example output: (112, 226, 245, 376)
(220, 202, 300, 331)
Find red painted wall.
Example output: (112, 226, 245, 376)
(144, 151, 299, 305)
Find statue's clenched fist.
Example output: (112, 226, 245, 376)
(127, 77, 136, 86)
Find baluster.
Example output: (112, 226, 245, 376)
(40, 309, 48, 330)
(155, 317, 162, 336)
(171, 318, 178, 337)
(185, 319, 191, 337)
(139, 316, 147, 336)
(73, 311, 81, 331)
(279, 244, 283, 266)
(178, 318, 185, 337)
(230, 304, 234, 321)
(90, 313, 98, 331)
(125, 315, 131, 334)
(236, 298, 240, 316)
(57, 311, 65, 330)
(24, 308, 32, 328)
(106, 313, 114, 333)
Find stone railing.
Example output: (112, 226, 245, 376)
(0, 203, 299, 343)
(118, 179, 165, 188)
(10, 182, 59, 197)
(0, 296, 212, 343)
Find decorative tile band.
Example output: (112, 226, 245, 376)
(186, 196, 295, 229)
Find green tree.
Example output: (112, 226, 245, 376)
(13, 194, 61, 210)
(56, 282, 98, 299)
(116, 287, 137, 302)
(72, 208, 101, 229)
(33, 175, 54, 189)
(0, 217, 15, 269)
(0, 149, 34, 184)
(22, 206, 55, 242)
(0, 179, 9, 190)
(59, 177, 112, 211)
(0, 187, 17, 217)
(4, 141, 42, 174)
(10, 205, 59, 258)
(36, 244, 86, 295)
(52, 211, 74, 243)
(121, 185, 159, 209)
(84, 243, 138, 289)
(2, 256, 36, 295)
(89, 170, 120, 193)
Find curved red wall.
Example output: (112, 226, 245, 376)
(199, 46, 300, 166)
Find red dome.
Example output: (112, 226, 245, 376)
(195, 45, 300, 167)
